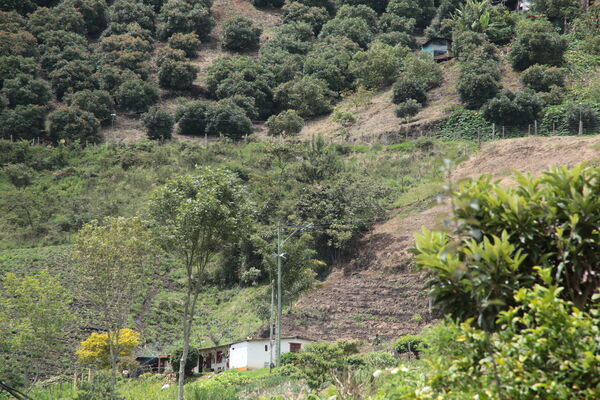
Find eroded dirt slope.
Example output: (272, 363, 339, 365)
(282, 136, 600, 343)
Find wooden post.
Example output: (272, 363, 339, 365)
(88, 368, 92, 382)
(204, 133, 208, 148)
(492, 123, 495, 140)
(73, 373, 78, 392)
(502, 126, 505, 139)
(528, 124, 531, 136)
(534, 120, 538, 136)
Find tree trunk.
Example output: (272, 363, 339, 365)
(177, 290, 192, 400)
(108, 330, 118, 398)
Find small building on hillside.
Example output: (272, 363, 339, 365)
(193, 336, 313, 372)
(421, 38, 452, 62)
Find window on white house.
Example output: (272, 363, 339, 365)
(290, 343, 302, 353)
(265, 344, 268, 351)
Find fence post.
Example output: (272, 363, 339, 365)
(534, 120, 538, 136)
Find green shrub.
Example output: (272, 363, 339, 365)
(222, 16, 262, 51)
(252, 0, 285, 6)
(94, 65, 139, 92)
(378, 13, 415, 34)
(520, 64, 565, 92)
(303, 39, 356, 92)
(274, 75, 334, 117)
(403, 53, 442, 90)
(346, 351, 397, 370)
(451, 30, 486, 60)
(1, 74, 51, 107)
(393, 334, 425, 357)
(76, 370, 120, 400)
(385, 0, 435, 29)
(206, 99, 253, 139)
(65, 89, 115, 125)
(108, 0, 155, 33)
(175, 100, 209, 135)
(258, 48, 304, 86)
(63, 0, 108, 36)
(0, 105, 47, 141)
(481, 90, 542, 127)
(457, 69, 500, 110)
(282, 2, 329, 34)
(48, 106, 100, 144)
(338, 0, 389, 13)
(392, 77, 426, 106)
(27, 4, 87, 37)
(336, 4, 378, 29)
(266, 110, 304, 136)
(168, 32, 201, 57)
(332, 107, 357, 127)
(0, 30, 37, 58)
(395, 99, 422, 119)
(541, 103, 599, 135)
(509, 18, 568, 71)
(156, 47, 187, 69)
(373, 31, 415, 48)
(142, 107, 174, 141)
(262, 22, 315, 55)
(349, 43, 406, 88)
(281, 341, 360, 389)
(99, 33, 153, 55)
(115, 79, 160, 112)
(206, 56, 274, 117)
(48, 60, 97, 100)
(319, 17, 373, 48)
(435, 106, 492, 140)
(158, 0, 214, 40)
(158, 60, 198, 90)
(0, 56, 37, 86)
(171, 346, 200, 377)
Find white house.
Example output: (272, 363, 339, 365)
(193, 336, 313, 372)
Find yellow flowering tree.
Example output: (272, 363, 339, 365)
(76, 329, 141, 369)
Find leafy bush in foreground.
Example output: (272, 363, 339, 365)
(414, 164, 600, 330)
(374, 277, 600, 400)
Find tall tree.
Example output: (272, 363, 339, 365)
(0, 270, 75, 388)
(72, 216, 155, 396)
(148, 168, 252, 400)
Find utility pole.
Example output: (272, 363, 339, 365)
(276, 226, 282, 366)
(268, 279, 275, 372)
(579, 103, 584, 136)
(274, 223, 314, 367)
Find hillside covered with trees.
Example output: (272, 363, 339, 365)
(0, 0, 599, 399)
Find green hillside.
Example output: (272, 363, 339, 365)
(1, 0, 599, 398)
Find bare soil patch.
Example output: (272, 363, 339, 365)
(283, 135, 600, 343)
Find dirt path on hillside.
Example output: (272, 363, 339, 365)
(282, 136, 600, 344)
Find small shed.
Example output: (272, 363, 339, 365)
(421, 38, 452, 61)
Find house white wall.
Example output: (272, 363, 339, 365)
(229, 338, 313, 370)
(229, 341, 248, 370)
